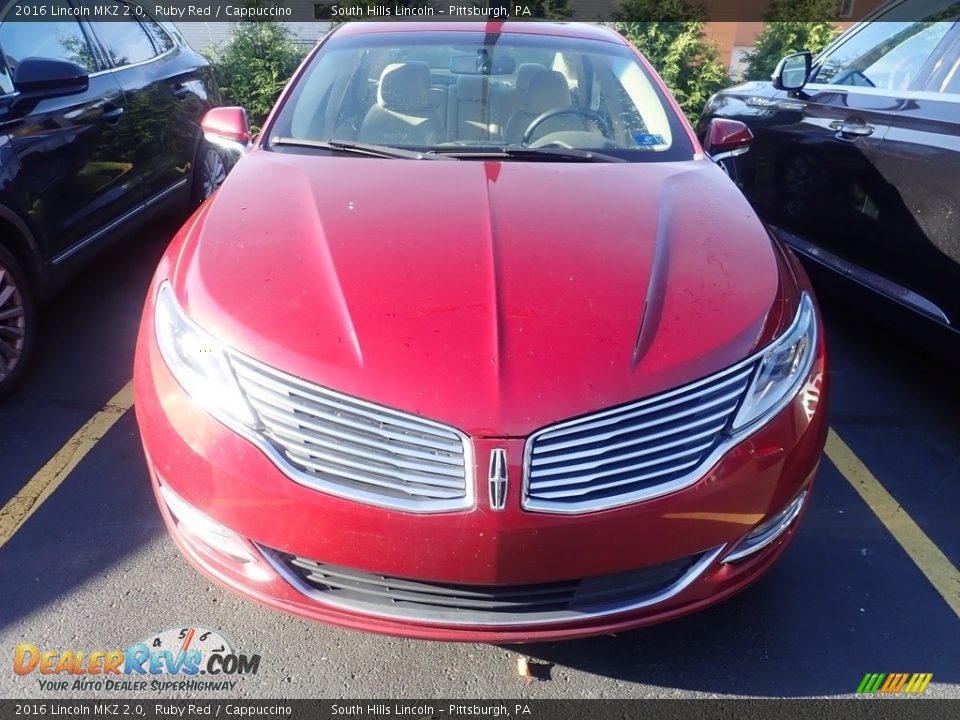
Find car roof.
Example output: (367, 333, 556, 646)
(332, 21, 627, 45)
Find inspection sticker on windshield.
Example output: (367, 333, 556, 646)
(633, 133, 667, 147)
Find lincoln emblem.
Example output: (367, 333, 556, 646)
(488, 448, 508, 511)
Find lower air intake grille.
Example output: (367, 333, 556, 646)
(260, 545, 718, 626)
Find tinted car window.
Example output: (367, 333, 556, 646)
(934, 52, 960, 93)
(0, 13, 97, 73)
(0, 54, 12, 95)
(815, 21, 954, 90)
(270, 31, 693, 162)
(141, 18, 174, 54)
(91, 3, 157, 67)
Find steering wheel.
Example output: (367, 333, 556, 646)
(521, 108, 612, 146)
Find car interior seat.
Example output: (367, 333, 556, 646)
(504, 69, 586, 145)
(358, 62, 445, 146)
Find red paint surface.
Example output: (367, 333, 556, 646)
(134, 22, 829, 640)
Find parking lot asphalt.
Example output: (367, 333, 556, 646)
(0, 219, 957, 700)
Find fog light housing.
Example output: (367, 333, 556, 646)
(159, 483, 256, 564)
(723, 491, 808, 564)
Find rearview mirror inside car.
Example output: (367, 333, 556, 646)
(13, 57, 89, 99)
(201, 107, 251, 157)
(773, 51, 812, 92)
(449, 54, 517, 76)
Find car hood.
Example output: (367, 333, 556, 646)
(173, 150, 786, 437)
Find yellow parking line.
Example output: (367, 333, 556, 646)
(0, 381, 134, 551)
(826, 427, 960, 620)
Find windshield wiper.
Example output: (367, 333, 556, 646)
(434, 145, 627, 163)
(270, 137, 455, 160)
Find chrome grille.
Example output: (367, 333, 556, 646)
(229, 353, 473, 512)
(524, 357, 758, 513)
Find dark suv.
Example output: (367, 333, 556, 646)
(0, 2, 222, 397)
(699, 0, 960, 354)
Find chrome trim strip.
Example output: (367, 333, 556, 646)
(267, 424, 463, 478)
(258, 545, 726, 627)
(522, 295, 818, 514)
(532, 392, 743, 454)
(710, 146, 750, 163)
(532, 422, 725, 474)
(532, 445, 711, 492)
(204, 132, 250, 160)
(801, 82, 907, 100)
(531, 365, 754, 444)
(89, 46, 177, 78)
(51, 178, 188, 265)
(250, 403, 463, 463)
(776, 226, 949, 325)
(534, 457, 704, 499)
(723, 491, 807, 563)
(233, 366, 462, 447)
(227, 351, 475, 514)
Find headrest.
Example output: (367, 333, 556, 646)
(456, 75, 490, 102)
(378, 62, 431, 112)
(516, 63, 546, 92)
(524, 70, 572, 114)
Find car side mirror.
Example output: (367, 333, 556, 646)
(704, 118, 753, 163)
(13, 57, 89, 99)
(773, 51, 812, 92)
(201, 107, 251, 158)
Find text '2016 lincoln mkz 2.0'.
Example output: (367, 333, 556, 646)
(134, 22, 828, 642)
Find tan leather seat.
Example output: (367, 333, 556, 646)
(507, 63, 546, 114)
(504, 70, 585, 145)
(447, 75, 510, 141)
(358, 62, 445, 146)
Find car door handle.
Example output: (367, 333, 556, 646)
(172, 84, 191, 99)
(101, 105, 125, 125)
(830, 120, 875, 139)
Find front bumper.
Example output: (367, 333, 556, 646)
(134, 307, 828, 643)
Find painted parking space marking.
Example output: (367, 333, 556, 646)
(826, 427, 960, 620)
(0, 381, 133, 551)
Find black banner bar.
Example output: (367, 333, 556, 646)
(1, 700, 959, 720)
(0, 0, 942, 23)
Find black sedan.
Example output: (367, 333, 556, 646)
(699, 0, 960, 355)
(0, 3, 223, 397)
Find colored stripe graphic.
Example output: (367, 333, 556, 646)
(903, 674, 933, 694)
(856, 672, 932, 694)
(857, 673, 886, 693)
(880, 673, 908, 693)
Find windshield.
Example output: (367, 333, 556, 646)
(267, 29, 694, 162)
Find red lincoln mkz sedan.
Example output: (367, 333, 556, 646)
(134, 22, 828, 642)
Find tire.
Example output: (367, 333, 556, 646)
(191, 140, 228, 206)
(0, 244, 36, 400)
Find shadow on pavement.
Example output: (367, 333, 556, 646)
(515, 300, 960, 697)
(0, 217, 180, 629)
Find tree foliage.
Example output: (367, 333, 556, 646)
(615, 1, 729, 124)
(526, 0, 574, 18)
(743, 0, 841, 82)
(203, 22, 309, 132)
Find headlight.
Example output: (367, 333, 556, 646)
(154, 281, 256, 427)
(732, 293, 817, 431)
